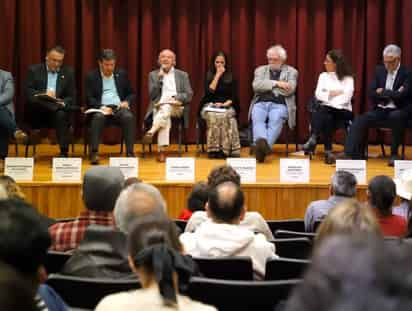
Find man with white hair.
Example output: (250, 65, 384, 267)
(142, 49, 193, 162)
(249, 44, 298, 162)
(341, 44, 412, 166)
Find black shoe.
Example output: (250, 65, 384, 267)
(127, 152, 136, 157)
(324, 151, 336, 165)
(302, 135, 317, 154)
(208, 152, 218, 159)
(255, 138, 269, 163)
(90, 152, 99, 165)
(388, 155, 400, 167)
(58, 152, 68, 158)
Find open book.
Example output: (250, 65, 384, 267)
(34, 93, 63, 103)
(84, 108, 112, 115)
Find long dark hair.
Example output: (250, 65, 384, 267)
(327, 49, 353, 80)
(207, 51, 232, 83)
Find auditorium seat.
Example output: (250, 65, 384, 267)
(266, 219, 305, 235)
(187, 276, 301, 311)
(272, 237, 312, 259)
(192, 256, 254, 280)
(46, 274, 140, 309)
(44, 251, 71, 274)
(274, 229, 316, 240)
(265, 257, 310, 280)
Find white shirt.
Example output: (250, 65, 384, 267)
(378, 63, 400, 109)
(159, 67, 177, 104)
(315, 72, 354, 111)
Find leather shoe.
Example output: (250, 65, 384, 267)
(324, 151, 336, 165)
(90, 152, 99, 165)
(302, 134, 317, 154)
(127, 152, 136, 157)
(14, 129, 28, 144)
(157, 151, 166, 162)
(58, 152, 68, 158)
(255, 138, 269, 163)
(388, 155, 400, 167)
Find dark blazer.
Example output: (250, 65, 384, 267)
(368, 64, 412, 110)
(85, 69, 135, 109)
(26, 63, 76, 111)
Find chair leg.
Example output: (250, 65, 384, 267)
(25, 144, 29, 157)
(402, 143, 406, 159)
(15, 143, 18, 156)
(285, 128, 289, 157)
(33, 144, 36, 157)
(178, 123, 182, 156)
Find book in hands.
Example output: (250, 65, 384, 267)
(34, 93, 63, 103)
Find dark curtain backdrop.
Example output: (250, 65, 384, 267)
(1, 0, 412, 143)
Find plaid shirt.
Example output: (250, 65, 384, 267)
(49, 210, 115, 252)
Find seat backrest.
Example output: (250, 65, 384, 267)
(272, 238, 313, 259)
(265, 257, 310, 280)
(267, 219, 305, 235)
(188, 276, 301, 311)
(275, 229, 316, 240)
(173, 219, 188, 232)
(46, 274, 140, 309)
(193, 256, 254, 280)
(44, 251, 72, 274)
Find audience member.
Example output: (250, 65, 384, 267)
(393, 169, 412, 219)
(285, 235, 412, 311)
(367, 175, 407, 237)
(304, 170, 357, 232)
(0, 175, 26, 200)
(315, 199, 381, 246)
(95, 214, 216, 311)
(180, 182, 276, 279)
(0, 200, 68, 311)
(185, 165, 273, 240)
(49, 166, 124, 252)
(61, 182, 166, 278)
(178, 181, 208, 220)
(124, 177, 142, 188)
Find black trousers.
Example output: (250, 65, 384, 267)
(311, 105, 353, 151)
(344, 107, 408, 158)
(89, 108, 136, 154)
(0, 107, 17, 159)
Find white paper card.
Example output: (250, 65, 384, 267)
(52, 158, 82, 182)
(110, 157, 139, 179)
(280, 158, 310, 183)
(336, 160, 367, 184)
(394, 160, 412, 179)
(166, 158, 195, 181)
(226, 158, 256, 183)
(5, 157, 34, 181)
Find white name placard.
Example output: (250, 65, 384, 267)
(5, 157, 34, 181)
(166, 157, 195, 181)
(52, 158, 82, 182)
(394, 160, 412, 179)
(336, 160, 367, 184)
(280, 158, 310, 183)
(109, 157, 139, 179)
(226, 158, 256, 183)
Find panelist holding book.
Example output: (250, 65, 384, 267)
(26, 46, 76, 157)
(85, 49, 136, 165)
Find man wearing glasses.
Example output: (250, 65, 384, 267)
(341, 44, 412, 166)
(249, 45, 298, 163)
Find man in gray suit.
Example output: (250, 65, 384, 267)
(142, 49, 193, 162)
(249, 45, 298, 162)
(0, 69, 27, 168)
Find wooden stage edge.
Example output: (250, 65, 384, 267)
(11, 143, 406, 220)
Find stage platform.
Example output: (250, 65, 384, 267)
(11, 143, 404, 220)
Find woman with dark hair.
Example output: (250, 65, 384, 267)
(302, 49, 354, 164)
(95, 214, 216, 311)
(199, 51, 240, 158)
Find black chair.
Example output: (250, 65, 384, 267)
(24, 127, 76, 157)
(313, 220, 322, 232)
(174, 219, 187, 232)
(188, 276, 301, 311)
(265, 257, 310, 280)
(46, 274, 140, 309)
(44, 251, 71, 274)
(267, 219, 305, 236)
(275, 229, 316, 240)
(272, 237, 313, 259)
(193, 256, 254, 280)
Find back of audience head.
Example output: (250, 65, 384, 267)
(114, 182, 167, 234)
(285, 234, 412, 311)
(0, 175, 24, 200)
(0, 200, 51, 291)
(82, 166, 125, 212)
(187, 182, 209, 212)
(207, 181, 245, 224)
(124, 177, 142, 188)
(127, 214, 194, 306)
(367, 175, 396, 216)
(316, 199, 381, 246)
(0, 261, 38, 311)
(207, 165, 241, 188)
(330, 170, 357, 197)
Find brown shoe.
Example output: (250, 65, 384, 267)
(157, 151, 166, 162)
(255, 138, 269, 163)
(14, 130, 28, 144)
(142, 132, 153, 144)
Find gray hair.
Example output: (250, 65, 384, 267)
(331, 171, 357, 197)
(114, 183, 167, 234)
(383, 44, 401, 58)
(267, 45, 287, 61)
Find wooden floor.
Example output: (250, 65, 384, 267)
(11, 143, 405, 220)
